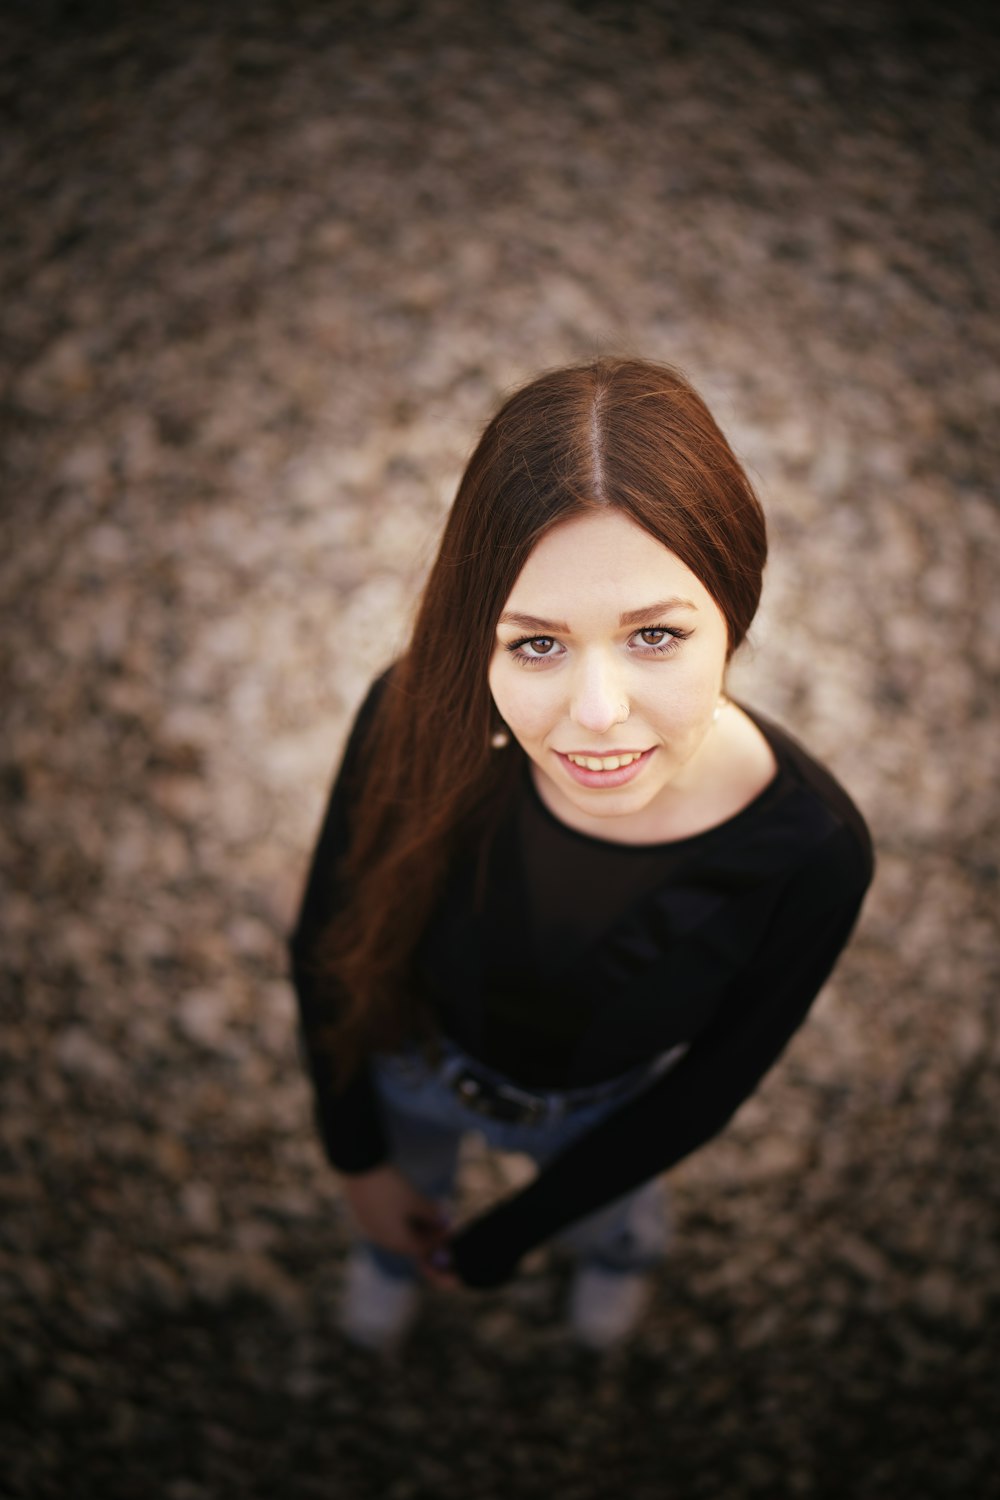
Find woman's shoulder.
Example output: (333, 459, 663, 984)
(354, 661, 398, 718)
(737, 703, 875, 893)
(343, 660, 399, 739)
(328, 662, 400, 793)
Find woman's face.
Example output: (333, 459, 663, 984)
(488, 510, 731, 838)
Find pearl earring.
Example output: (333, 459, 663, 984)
(712, 696, 728, 724)
(490, 728, 510, 749)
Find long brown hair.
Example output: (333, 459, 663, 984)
(318, 358, 767, 1085)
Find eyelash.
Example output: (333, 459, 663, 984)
(505, 626, 691, 667)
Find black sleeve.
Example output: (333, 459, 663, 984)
(287, 672, 392, 1175)
(448, 826, 874, 1289)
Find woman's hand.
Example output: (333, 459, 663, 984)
(340, 1163, 451, 1259)
(418, 1231, 462, 1291)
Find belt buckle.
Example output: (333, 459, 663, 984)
(455, 1070, 546, 1125)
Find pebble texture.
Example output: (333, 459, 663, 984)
(2, 1, 998, 1496)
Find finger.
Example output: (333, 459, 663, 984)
(406, 1209, 452, 1244)
(418, 1256, 461, 1290)
(422, 1269, 460, 1290)
(421, 1242, 461, 1285)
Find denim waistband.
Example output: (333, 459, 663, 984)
(386, 1035, 689, 1125)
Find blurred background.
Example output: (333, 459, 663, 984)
(1, 1, 998, 1496)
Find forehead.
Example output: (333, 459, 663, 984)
(503, 511, 711, 613)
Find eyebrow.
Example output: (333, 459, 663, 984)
(498, 597, 699, 633)
(619, 597, 699, 627)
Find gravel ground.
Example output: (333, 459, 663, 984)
(2, 2, 999, 1497)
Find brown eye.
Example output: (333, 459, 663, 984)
(504, 634, 566, 664)
(639, 629, 668, 646)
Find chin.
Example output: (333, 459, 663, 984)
(569, 787, 654, 818)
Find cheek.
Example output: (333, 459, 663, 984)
(489, 662, 555, 739)
(676, 635, 727, 701)
(644, 659, 722, 729)
(488, 660, 518, 727)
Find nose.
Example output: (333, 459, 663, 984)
(569, 650, 629, 735)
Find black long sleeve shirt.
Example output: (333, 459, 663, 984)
(289, 672, 874, 1288)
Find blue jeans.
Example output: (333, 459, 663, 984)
(359, 1039, 670, 1282)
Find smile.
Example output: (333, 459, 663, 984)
(566, 752, 643, 771)
(555, 747, 655, 789)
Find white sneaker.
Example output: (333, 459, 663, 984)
(338, 1251, 421, 1354)
(569, 1264, 653, 1350)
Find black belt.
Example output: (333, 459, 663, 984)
(449, 1059, 656, 1127)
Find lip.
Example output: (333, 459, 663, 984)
(554, 747, 655, 789)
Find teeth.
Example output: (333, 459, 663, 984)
(567, 752, 641, 771)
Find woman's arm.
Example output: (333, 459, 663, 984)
(287, 672, 393, 1175)
(447, 827, 874, 1289)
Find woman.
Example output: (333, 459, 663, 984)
(289, 358, 874, 1353)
